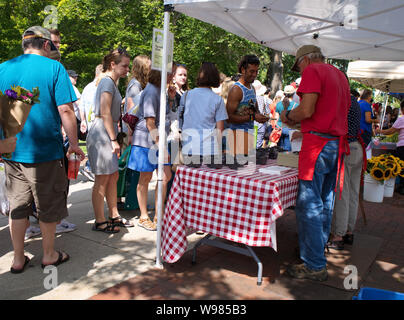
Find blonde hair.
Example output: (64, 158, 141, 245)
(95, 72, 107, 86)
(130, 55, 151, 89)
(219, 77, 235, 104)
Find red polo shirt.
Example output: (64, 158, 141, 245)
(297, 63, 350, 136)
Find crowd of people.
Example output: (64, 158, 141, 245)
(1, 25, 403, 280)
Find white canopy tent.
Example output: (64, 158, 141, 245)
(347, 59, 404, 131)
(347, 60, 404, 93)
(155, 0, 404, 267)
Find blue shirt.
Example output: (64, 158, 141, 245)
(275, 100, 299, 127)
(227, 82, 256, 131)
(0, 54, 76, 163)
(180, 88, 228, 156)
(358, 99, 373, 133)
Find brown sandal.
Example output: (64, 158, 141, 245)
(138, 217, 157, 231)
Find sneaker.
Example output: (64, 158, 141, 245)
(286, 263, 328, 281)
(25, 225, 41, 240)
(138, 217, 157, 231)
(80, 167, 95, 182)
(55, 219, 77, 234)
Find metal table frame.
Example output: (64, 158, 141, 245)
(192, 234, 270, 285)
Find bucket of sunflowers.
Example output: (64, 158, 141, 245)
(364, 154, 404, 202)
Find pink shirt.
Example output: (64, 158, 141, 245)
(393, 115, 404, 147)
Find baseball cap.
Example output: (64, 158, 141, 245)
(22, 26, 57, 51)
(291, 45, 322, 72)
(67, 70, 79, 78)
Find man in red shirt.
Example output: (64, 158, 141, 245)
(281, 45, 350, 281)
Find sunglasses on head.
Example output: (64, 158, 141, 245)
(117, 45, 128, 55)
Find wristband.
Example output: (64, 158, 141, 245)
(250, 113, 255, 122)
(110, 138, 117, 141)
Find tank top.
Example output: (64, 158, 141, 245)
(228, 81, 256, 131)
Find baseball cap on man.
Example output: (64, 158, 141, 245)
(67, 70, 79, 78)
(22, 26, 58, 51)
(291, 45, 322, 72)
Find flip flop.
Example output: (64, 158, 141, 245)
(41, 250, 70, 269)
(10, 256, 31, 274)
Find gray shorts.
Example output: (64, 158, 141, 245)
(4, 159, 68, 223)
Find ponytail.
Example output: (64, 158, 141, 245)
(282, 97, 290, 111)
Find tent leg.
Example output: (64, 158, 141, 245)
(155, 7, 172, 269)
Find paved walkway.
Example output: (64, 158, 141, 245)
(0, 170, 403, 300)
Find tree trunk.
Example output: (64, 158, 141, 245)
(265, 48, 283, 99)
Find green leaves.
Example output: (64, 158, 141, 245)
(0, 0, 353, 96)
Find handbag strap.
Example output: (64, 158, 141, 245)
(179, 90, 188, 130)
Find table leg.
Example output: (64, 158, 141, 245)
(192, 234, 212, 265)
(191, 234, 264, 286)
(245, 246, 263, 286)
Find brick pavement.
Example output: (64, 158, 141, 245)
(91, 188, 404, 300)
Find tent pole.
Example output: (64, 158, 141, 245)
(378, 93, 389, 134)
(155, 5, 172, 269)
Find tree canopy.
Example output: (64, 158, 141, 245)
(1, 0, 358, 97)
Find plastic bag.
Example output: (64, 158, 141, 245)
(270, 125, 282, 144)
(0, 166, 9, 216)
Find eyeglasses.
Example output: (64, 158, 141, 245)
(176, 63, 187, 68)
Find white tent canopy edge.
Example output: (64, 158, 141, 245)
(164, 0, 404, 61)
(347, 60, 404, 93)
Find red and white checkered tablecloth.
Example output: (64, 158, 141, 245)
(161, 160, 299, 263)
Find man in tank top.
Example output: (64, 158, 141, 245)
(226, 55, 269, 155)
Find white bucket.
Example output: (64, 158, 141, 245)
(384, 177, 395, 198)
(363, 174, 385, 203)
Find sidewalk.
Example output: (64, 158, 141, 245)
(0, 171, 403, 300)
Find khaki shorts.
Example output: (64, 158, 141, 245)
(4, 159, 68, 223)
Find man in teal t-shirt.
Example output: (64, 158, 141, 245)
(0, 26, 84, 273)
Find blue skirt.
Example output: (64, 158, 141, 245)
(128, 145, 170, 172)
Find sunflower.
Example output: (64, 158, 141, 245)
(400, 163, 404, 178)
(393, 162, 401, 176)
(384, 168, 393, 180)
(370, 167, 385, 181)
(384, 160, 395, 168)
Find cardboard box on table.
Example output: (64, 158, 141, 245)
(277, 152, 299, 168)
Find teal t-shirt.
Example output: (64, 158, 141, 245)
(0, 54, 76, 163)
(275, 100, 299, 127)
